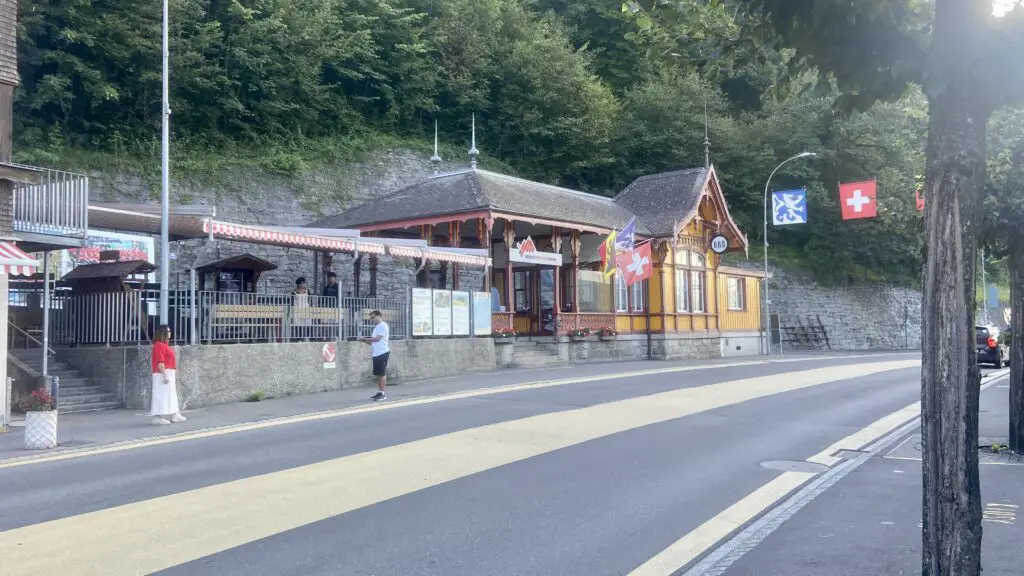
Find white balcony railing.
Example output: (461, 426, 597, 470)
(11, 164, 89, 238)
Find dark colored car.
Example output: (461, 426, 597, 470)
(976, 326, 1009, 368)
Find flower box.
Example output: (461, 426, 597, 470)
(596, 327, 618, 341)
(568, 328, 591, 342)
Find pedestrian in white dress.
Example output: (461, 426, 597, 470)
(151, 325, 186, 425)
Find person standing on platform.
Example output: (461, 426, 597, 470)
(361, 310, 390, 401)
(151, 325, 186, 425)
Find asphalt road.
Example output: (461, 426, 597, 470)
(0, 353, 947, 575)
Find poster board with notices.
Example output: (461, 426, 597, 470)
(411, 288, 434, 337)
(432, 290, 453, 336)
(472, 292, 492, 336)
(451, 291, 471, 336)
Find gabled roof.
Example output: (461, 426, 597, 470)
(613, 168, 707, 237)
(615, 165, 748, 254)
(195, 253, 278, 273)
(310, 169, 646, 234)
(62, 260, 156, 281)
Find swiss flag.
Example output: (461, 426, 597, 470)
(839, 180, 877, 220)
(615, 242, 653, 287)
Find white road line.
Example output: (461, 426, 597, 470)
(0, 353, 913, 470)
(0, 361, 917, 576)
(633, 369, 1007, 576)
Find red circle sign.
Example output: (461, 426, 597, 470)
(322, 342, 336, 363)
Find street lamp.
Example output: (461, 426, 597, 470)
(159, 0, 170, 323)
(762, 151, 816, 355)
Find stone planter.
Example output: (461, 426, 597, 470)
(494, 338, 515, 367)
(570, 335, 588, 343)
(24, 410, 58, 450)
(598, 334, 616, 342)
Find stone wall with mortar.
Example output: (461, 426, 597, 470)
(59, 337, 496, 410)
(764, 268, 922, 351)
(536, 332, 759, 364)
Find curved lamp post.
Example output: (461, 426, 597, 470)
(762, 152, 816, 355)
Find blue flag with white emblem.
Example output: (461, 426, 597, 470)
(772, 189, 808, 226)
(615, 216, 637, 252)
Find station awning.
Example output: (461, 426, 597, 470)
(88, 203, 490, 267)
(0, 241, 40, 276)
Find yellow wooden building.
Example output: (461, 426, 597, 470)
(316, 161, 766, 357)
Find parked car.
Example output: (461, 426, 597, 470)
(976, 325, 1009, 368)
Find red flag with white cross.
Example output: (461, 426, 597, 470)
(615, 242, 653, 287)
(839, 180, 877, 220)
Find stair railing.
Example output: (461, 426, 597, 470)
(7, 320, 55, 357)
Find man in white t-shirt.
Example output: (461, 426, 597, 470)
(361, 310, 390, 401)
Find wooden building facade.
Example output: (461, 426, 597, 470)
(313, 163, 765, 341)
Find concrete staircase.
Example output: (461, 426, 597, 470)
(8, 349, 122, 413)
(507, 340, 568, 369)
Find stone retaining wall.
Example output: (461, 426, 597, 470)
(765, 269, 922, 351)
(59, 338, 495, 411)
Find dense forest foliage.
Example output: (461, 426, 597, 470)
(10, 0, 1022, 286)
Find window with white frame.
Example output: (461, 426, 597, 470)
(631, 280, 645, 311)
(690, 252, 706, 313)
(675, 267, 689, 312)
(727, 276, 746, 310)
(616, 273, 645, 312)
(675, 250, 707, 313)
(615, 273, 629, 312)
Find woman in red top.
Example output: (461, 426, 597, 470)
(151, 325, 185, 425)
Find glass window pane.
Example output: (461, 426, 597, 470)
(675, 268, 689, 312)
(691, 251, 705, 267)
(691, 270, 705, 312)
(631, 280, 644, 311)
(615, 273, 628, 312)
(578, 270, 613, 313)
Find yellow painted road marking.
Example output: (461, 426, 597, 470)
(0, 360, 917, 576)
(0, 353, 913, 470)
(628, 471, 816, 576)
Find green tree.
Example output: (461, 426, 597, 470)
(984, 106, 1024, 452)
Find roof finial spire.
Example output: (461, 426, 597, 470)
(703, 99, 711, 170)
(430, 119, 442, 176)
(469, 113, 479, 170)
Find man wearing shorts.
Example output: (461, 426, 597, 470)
(361, 310, 390, 401)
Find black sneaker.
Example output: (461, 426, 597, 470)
(371, 392, 386, 401)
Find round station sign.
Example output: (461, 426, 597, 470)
(710, 234, 729, 254)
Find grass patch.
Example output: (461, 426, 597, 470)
(243, 391, 267, 403)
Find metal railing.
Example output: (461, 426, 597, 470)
(11, 164, 89, 238)
(44, 290, 410, 346)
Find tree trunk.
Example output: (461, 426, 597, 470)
(1010, 242, 1024, 453)
(920, 3, 991, 571)
(920, 89, 986, 576)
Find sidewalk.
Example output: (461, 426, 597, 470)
(719, 373, 1022, 576)
(0, 351, 912, 462)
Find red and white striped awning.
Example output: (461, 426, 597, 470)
(387, 244, 490, 267)
(0, 241, 40, 276)
(204, 220, 387, 255)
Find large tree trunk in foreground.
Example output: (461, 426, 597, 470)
(920, 92, 985, 576)
(1010, 242, 1024, 453)
(920, 4, 989, 574)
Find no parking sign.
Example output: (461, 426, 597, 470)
(322, 342, 337, 369)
